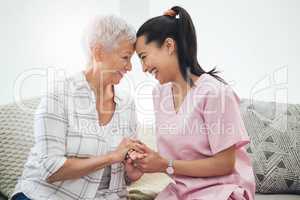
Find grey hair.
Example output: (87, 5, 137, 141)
(82, 15, 136, 64)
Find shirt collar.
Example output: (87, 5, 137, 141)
(72, 71, 124, 105)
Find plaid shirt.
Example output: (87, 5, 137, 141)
(13, 72, 137, 200)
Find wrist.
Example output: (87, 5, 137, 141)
(160, 157, 169, 173)
(108, 151, 119, 164)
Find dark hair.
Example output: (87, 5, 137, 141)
(137, 6, 226, 85)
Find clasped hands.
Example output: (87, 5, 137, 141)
(112, 138, 168, 181)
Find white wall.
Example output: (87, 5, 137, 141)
(149, 0, 300, 104)
(0, 0, 120, 100)
(0, 0, 299, 124)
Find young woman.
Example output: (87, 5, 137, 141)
(131, 6, 256, 200)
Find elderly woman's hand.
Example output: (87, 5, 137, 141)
(124, 152, 146, 181)
(110, 138, 144, 164)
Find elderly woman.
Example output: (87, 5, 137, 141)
(11, 15, 145, 200)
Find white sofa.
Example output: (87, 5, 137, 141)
(0, 98, 299, 200)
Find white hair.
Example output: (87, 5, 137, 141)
(82, 15, 136, 63)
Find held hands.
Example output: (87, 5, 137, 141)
(123, 149, 146, 181)
(110, 138, 168, 181)
(110, 138, 145, 164)
(125, 142, 168, 174)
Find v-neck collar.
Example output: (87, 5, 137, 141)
(170, 73, 207, 115)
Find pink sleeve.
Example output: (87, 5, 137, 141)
(202, 86, 250, 155)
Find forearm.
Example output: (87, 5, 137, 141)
(172, 156, 234, 177)
(161, 147, 236, 178)
(47, 153, 114, 183)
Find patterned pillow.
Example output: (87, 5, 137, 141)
(240, 99, 300, 194)
(0, 98, 40, 198)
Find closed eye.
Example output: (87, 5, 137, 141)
(122, 56, 129, 60)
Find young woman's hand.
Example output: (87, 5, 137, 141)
(135, 144, 168, 173)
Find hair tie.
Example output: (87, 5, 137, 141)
(163, 9, 179, 19)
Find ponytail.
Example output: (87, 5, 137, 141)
(137, 6, 226, 85)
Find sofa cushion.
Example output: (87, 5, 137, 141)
(1, 97, 300, 199)
(0, 98, 40, 198)
(255, 194, 300, 200)
(240, 99, 300, 194)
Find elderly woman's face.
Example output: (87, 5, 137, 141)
(94, 38, 134, 84)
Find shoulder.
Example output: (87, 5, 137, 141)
(37, 72, 91, 113)
(45, 72, 86, 98)
(196, 74, 239, 102)
(190, 74, 241, 113)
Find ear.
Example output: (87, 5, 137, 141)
(91, 44, 103, 62)
(163, 37, 176, 55)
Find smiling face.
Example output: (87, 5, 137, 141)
(135, 36, 179, 84)
(92, 38, 134, 85)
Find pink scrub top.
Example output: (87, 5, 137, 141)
(153, 73, 255, 200)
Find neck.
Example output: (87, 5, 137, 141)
(84, 67, 114, 102)
(172, 72, 200, 95)
(172, 76, 189, 97)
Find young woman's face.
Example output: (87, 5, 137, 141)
(135, 36, 177, 84)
